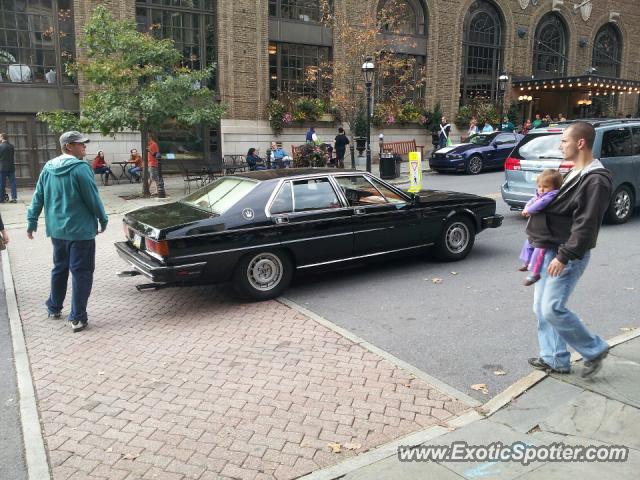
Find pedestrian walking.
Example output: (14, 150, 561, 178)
(334, 127, 350, 168)
(0, 133, 18, 203)
(518, 169, 563, 286)
(91, 150, 116, 185)
(26, 131, 108, 333)
(0, 212, 9, 250)
(305, 127, 317, 144)
(526, 122, 612, 377)
(438, 116, 451, 149)
(147, 134, 164, 196)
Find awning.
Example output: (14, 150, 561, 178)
(511, 75, 640, 97)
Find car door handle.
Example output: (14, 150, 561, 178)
(354, 207, 366, 215)
(273, 216, 289, 224)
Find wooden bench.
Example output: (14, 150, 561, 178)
(381, 139, 424, 159)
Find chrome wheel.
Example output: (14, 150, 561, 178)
(445, 222, 470, 254)
(614, 189, 632, 220)
(467, 156, 482, 175)
(246, 253, 284, 292)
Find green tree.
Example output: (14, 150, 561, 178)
(38, 6, 226, 196)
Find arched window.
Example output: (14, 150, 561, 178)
(533, 13, 567, 78)
(460, 0, 504, 105)
(380, 0, 426, 36)
(592, 24, 621, 78)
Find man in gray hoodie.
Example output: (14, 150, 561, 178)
(526, 122, 612, 378)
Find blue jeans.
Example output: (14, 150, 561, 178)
(533, 249, 608, 370)
(0, 170, 17, 200)
(46, 239, 96, 323)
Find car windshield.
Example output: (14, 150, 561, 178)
(181, 177, 258, 214)
(513, 133, 563, 160)
(468, 134, 494, 146)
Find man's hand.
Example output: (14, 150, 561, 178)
(1, 230, 9, 244)
(547, 258, 566, 277)
(521, 210, 530, 218)
(27, 230, 34, 240)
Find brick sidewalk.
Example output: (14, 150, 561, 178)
(7, 220, 469, 480)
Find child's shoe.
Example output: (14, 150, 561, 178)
(518, 264, 529, 272)
(524, 274, 541, 286)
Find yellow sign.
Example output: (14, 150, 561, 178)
(407, 151, 422, 193)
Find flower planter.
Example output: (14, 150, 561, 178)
(355, 137, 367, 155)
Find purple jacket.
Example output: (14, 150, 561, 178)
(524, 190, 559, 214)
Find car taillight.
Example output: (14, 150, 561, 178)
(558, 161, 574, 174)
(145, 239, 169, 257)
(122, 222, 130, 239)
(505, 157, 521, 171)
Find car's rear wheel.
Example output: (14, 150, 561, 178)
(466, 155, 483, 175)
(232, 249, 293, 300)
(605, 185, 634, 224)
(434, 215, 476, 261)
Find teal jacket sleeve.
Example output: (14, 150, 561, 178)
(26, 172, 45, 232)
(76, 163, 109, 230)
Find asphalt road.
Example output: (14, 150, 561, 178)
(0, 257, 28, 480)
(285, 170, 640, 401)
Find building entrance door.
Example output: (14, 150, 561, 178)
(0, 115, 59, 186)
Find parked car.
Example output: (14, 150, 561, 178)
(115, 169, 503, 300)
(501, 119, 640, 224)
(430, 132, 523, 175)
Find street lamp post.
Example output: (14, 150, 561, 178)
(498, 72, 510, 130)
(362, 56, 375, 173)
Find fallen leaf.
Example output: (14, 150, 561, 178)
(450, 271, 458, 275)
(447, 427, 456, 432)
(493, 370, 507, 376)
(122, 453, 139, 460)
(327, 442, 342, 453)
(432, 277, 443, 284)
(620, 327, 638, 332)
(470, 383, 489, 395)
(344, 443, 361, 450)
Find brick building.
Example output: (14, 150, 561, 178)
(1, 0, 639, 184)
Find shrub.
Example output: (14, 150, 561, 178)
(293, 97, 325, 122)
(266, 99, 290, 135)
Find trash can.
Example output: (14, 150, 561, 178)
(379, 153, 401, 179)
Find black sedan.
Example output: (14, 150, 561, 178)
(115, 169, 503, 300)
(429, 132, 523, 174)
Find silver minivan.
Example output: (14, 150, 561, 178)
(501, 119, 640, 224)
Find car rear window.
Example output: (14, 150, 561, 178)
(512, 133, 562, 160)
(181, 177, 258, 214)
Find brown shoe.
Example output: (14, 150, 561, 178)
(518, 264, 528, 272)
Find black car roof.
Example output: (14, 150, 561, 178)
(234, 168, 359, 181)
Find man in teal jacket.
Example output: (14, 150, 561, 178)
(27, 131, 108, 332)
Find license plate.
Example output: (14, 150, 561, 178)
(133, 234, 143, 249)
(525, 171, 539, 183)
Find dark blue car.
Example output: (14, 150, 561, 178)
(429, 132, 523, 175)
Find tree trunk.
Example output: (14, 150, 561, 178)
(141, 129, 150, 197)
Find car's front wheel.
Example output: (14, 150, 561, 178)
(466, 155, 483, 175)
(605, 185, 635, 224)
(434, 215, 476, 261)
(232, 249, 293, 300)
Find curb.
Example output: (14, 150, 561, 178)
(1, 250, 51, 480)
